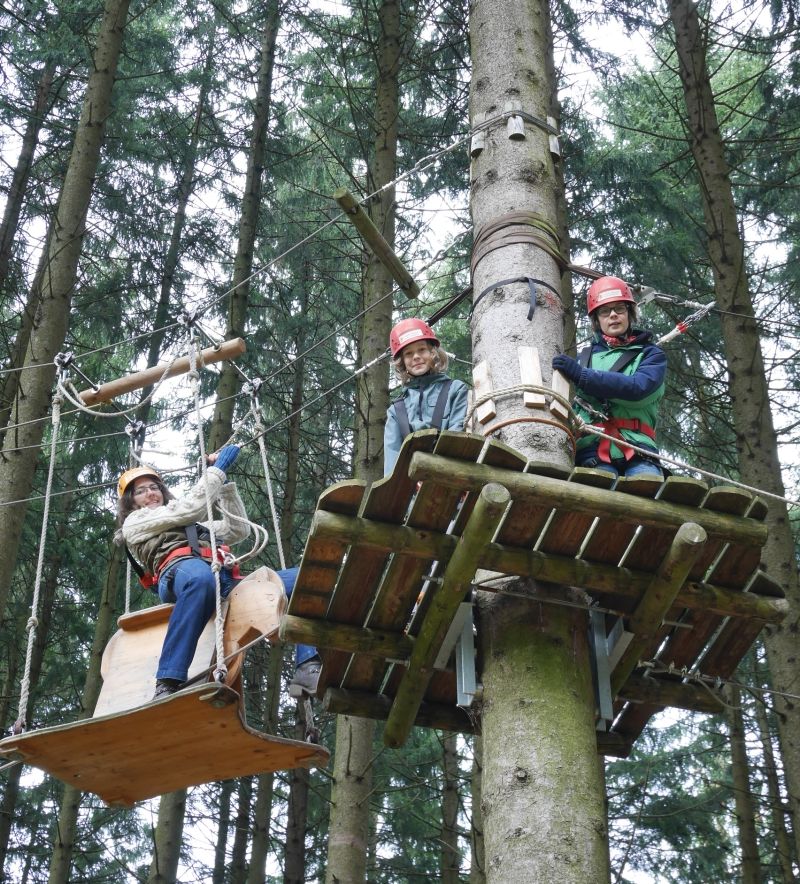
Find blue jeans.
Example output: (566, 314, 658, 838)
(579, 454, 663, 479)
(156, 560, 316, 681)
(276, 566, 318, 666)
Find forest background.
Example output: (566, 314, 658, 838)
(0, 0, 799, 880)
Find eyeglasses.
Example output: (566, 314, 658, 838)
(133, 483, 161, 497)
(596, 303, 628, 318)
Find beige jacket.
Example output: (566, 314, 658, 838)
(122, 467, 251, 576)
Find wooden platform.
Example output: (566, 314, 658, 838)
(282, 430, 787, 756)
(0, 683, 329, 806)
(0, 568, 330, 804)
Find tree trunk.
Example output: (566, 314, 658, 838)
(135, 21, 217, 427)
(326, 0, 401, 878)
(469, 735, 485, 884)
(441, 732, 461, 883)
(208, 0, 280, 450)
(753, 686, 795, 883)
(468, 0, 609, 878)
(284, 713, 311, 884)
(669, 0, 800, 862)
(230, 777, 252, 884)
(726, 685, 761, 883)
(0, 61, 56, 292)
(212, 780, 234, 883)
(48, 540, 124, 884)
(246, 646, 284, 884)
(0, 0, 131, 623)
(147, 790, 187, 884)
(325, 716, 375, 884)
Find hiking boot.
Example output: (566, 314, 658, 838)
(153, 678, 183, 701)
(288, 658, 321, 698)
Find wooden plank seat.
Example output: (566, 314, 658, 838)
(0, 567, 330, 805)
(281, 431, 786, 754)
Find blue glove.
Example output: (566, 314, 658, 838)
(552, 354, 581, 383)
(213, 444, 240, 474)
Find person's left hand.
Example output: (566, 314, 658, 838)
(552, 354, 581, 383)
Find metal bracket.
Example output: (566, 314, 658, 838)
(590, 611, 633, 731)
(434, 601, 480, 708)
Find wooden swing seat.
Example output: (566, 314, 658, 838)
(0, 567, 329, 806)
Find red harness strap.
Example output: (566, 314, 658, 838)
(597, 417, 656, 462)
(152, 543, 241, 582)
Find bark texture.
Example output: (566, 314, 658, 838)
(327, 0, 401, 878)
(147, 790, 187, 884)
(325, 716, 375, 884)
(726, 685, 761, 883)
(469, 0, 608, 879)
(669, 0, 800, 861)
(0, 0, 131, 622)
(208, 0, 279, 450)
(441, 732, 461, 883)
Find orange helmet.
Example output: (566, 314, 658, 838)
(118, 465, 161, 498)
(586, 276, 635, 315)
(389, 318, 439, 358)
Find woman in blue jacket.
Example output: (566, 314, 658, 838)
(552, 276, 666, 478)
(384, 318, 469, 476)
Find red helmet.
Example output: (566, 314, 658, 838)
(118, 465, 161, 498)
(586, 276, 635, 315)
(389, 318, 439, 358)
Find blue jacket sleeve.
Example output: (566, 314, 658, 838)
(576, 345, 666, 402)
(445, 381, 469, 432)
(384, 402, 404, 476)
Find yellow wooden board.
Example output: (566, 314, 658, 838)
(0, 684, 329, 807)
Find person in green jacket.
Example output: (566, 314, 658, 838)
(552, 276, 666, 478)
(384, 318, 469, 476)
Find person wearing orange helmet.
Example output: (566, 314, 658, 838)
(551, 276, 666, 478)
(384, 318, 469, 475)
(116, 449, 319, 699)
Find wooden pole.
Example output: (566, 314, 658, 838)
(310, 509, 787, 623)
(279, 614, 413, 660)
(333, 188, 420, 299)
(79, 338, 246, 405)
(383, 482, 510, 748)
(408, 452, 768, 546)
(324, 687, 475, 734)
(610, 522, 707, 695)
(619, 673, 724, 715)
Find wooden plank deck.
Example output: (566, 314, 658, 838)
(284, 431, 785, 755)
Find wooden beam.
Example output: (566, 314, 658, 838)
(79, 338, 247, 406)
(611, 523, 707, 696)
(408, 452, 768, 546)
(383, 483, 510, 748)
(333, 188, 420, 299)
(619, 673, 725, 715)
(323, 687, 476, 733)
(310, 510, 788, 623)
(279, 614, 413, 660)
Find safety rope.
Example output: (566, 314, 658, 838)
(186, 332, 227, 684)
(12, 393, 62, 735)
(248, 392, 286, 570)
(577, 420, 800, 509)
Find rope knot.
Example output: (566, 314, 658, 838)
(26, 616, 39, 631)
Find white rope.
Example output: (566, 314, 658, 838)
(187, 333, 227, 684)
(245, 393, 287, 570)
(13, 393, 63, 734)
